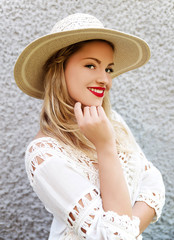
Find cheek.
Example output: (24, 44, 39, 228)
(64, 66, 81, 100)
(108, 78, 112, 90)
(65, 66, 76, 89)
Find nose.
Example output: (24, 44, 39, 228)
(96, 71, 110, 86)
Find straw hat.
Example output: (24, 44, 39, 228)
(14, 13, 150, 99)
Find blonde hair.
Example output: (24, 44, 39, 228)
(40, 40, 136, 161)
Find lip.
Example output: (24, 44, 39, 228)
(88, 87, 106, 98)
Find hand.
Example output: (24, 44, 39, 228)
(74, 102, 115, 149)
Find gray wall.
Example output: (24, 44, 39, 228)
(1, 0, 173, 239)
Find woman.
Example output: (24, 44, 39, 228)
(14, 13, 165, 239)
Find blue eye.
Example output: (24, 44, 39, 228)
(106, 68, 114, 73)
(85, 64, 95, 69)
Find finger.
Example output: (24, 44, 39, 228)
(97, 106, 107, 119)
(74, 102, 83, 123)
(83, 106, 91, 119)
(90, 106, 99, 119)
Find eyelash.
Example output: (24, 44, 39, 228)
(85, 64, 114, 73)
(85, 64, 95, 69)
(106, 68, 114, 73)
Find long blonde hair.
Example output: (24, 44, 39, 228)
(40, 40, 135, 160)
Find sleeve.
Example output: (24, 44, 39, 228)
(112, 110, 165, 222)
(25, 140, 140, 240)
(135, 153, 165, 222)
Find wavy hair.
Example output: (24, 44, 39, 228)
(40, 40, 136, 161)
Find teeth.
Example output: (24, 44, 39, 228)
(89, 88, 104, 93)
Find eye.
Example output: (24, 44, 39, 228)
(85, 64, 95, 69)
(105, 68, 114, 73)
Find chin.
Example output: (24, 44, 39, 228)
(81, 100, 103, 107)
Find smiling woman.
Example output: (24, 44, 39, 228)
(14, 13, 165, 239)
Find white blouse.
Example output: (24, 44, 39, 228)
(25, 110, 165, 240)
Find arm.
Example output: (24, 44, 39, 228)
(113, 110, 165, 230)
(133, 201, 155, 234)
(97, 143, 132, 217)
(74, 103, 133, 218)
(74, 104, 165, 236)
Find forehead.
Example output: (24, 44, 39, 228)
(81, 40, 113, 52)
(71, 40, 114, 60)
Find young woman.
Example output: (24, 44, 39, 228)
(14, 13, 165, 239)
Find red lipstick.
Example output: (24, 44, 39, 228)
(88, 87, 105, 98)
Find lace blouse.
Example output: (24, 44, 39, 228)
(25, 110, 165, 240)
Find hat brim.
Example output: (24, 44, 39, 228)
(14, 28, 150, 99)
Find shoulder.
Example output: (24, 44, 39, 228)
(25, 136, 67, 159)
(25, 136, 72, 185)
(25, 136, 71, 172)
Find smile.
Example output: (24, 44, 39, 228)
(88, 87, 105, 98)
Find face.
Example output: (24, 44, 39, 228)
(64, 41, 114, 106)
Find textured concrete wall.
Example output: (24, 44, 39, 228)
(1, 0, 173, 239)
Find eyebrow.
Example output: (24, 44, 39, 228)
(82, 57, 114, 66)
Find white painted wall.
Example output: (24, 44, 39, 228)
(1, 0, 173, 239)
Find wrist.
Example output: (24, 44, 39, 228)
(95, 138, 116, 151)
(96, 141, 118, 161)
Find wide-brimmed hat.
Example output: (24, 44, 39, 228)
(14, 13, 150, 99)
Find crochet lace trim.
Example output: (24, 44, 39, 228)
(136, 191, 165, 222)
(25, 137, 99, 187)
(67, 188, 140, 239)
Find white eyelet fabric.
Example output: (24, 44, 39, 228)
(25, 110, 165, 240)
